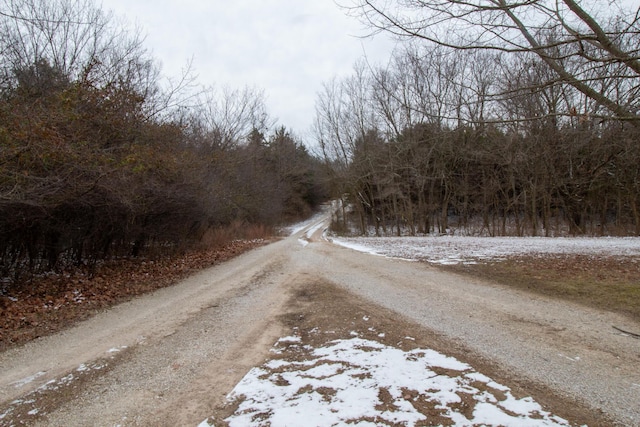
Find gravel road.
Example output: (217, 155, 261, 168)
(1, 211, 639, 426)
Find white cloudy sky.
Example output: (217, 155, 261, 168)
(99, 0, 398, 137)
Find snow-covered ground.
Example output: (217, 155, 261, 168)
(331, 235, 640, 265)
(200, 329, 572, 427)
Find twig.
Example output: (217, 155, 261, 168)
(612, 326, 640, 339)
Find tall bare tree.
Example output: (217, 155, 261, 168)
(189, 85, 271, 151)
(347, 0, 640, 124)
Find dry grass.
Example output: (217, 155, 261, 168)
(445, 255, 640, 321)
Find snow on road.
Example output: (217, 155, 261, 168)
(282, 211, 327, 237)
(200, 329, 572, 427)
(332, 235, 640, 264)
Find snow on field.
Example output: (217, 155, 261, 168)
(331, 235, 640, 264)
(200, 333, 572, 427)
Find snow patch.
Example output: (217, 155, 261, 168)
(207, 337, 571, 427)
(11, 371, 46, 388)
(333, 235, 640, 264)
(2, 361, 108, 424)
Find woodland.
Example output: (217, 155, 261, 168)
(0, 0, 328, 283)
(315, 0, 640, 237)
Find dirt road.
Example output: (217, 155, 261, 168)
(1, 212, 639, 426)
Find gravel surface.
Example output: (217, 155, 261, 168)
(1, 210, 638, 426)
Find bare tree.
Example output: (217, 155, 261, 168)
(189, 85, 272, 150)
(0, 0, 142, 82)
(0, 0, 200, 121)
(347, 0, 640, 124)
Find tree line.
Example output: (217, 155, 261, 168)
(316, 0, 640, 237)
(0, 0, 327, 281)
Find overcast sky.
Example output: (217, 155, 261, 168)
(99, 0, 397, 138)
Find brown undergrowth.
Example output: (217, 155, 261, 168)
(0, 239, 270, 351)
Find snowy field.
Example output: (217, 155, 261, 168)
(331, 235, 640, 265)
(200, 329, 572, 427)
